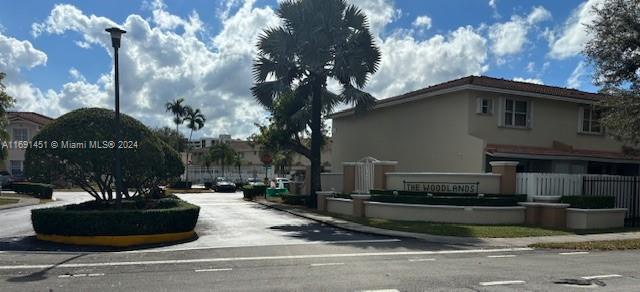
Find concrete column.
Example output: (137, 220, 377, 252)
(343, 163, 356, 194)
(316, 191, 335, 211)
(302, 166, 311, 195)
(351, 194, 371, 218)
(489, 161, 519, 194)
(373, 161, 398, 190)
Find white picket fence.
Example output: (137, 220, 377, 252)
(354, 157, 377, 193)
(517, 172, 639, 198)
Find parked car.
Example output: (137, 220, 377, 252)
(0, 171, 13, 188)
(247, 177, 265, 187)
(214, 177, 236, 192)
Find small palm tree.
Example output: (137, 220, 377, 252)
(183, 106, 206, 181)
(231, 152, 243, 182)
(211, 143, 235, 177)
(165, 98, 187, 148)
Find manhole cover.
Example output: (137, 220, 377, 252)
(554, 278, 606, 287)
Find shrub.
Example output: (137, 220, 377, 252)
(560, 196, 615, 209)
(281, 194, 308, 206)
(204, 182, 213, 189)
(24, 108, 184, 201)
(31, 199, 200, 236)
(334, 193, 351, 199)
(242, 185, 267, 200)
(11, 182, 53, 199)
(368, 195, 526, 206)
(170, 181, 192, 189)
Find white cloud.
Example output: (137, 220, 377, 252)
(0, 32, 47, 72)
(347, 0, 400, 37)
(412, 15, 432, 29)
(488, 6, 551, 57)
(567, 61, 587, 88)
(526, 62, 535, 73)
(548, 0, 605, 59)
(368, 26, 488, 98)
(489, 0, 500, 19)
(513, 77, 544, 84)
(27, 0, 280, 138)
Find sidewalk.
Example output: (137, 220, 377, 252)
(256, 199, 640, 247)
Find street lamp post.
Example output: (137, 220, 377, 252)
(106, 27, 126, 204)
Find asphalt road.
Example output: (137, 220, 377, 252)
(1, 191, 640, 291)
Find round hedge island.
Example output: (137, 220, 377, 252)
(25, 107, 199, 247)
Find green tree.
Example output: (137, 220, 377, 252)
(183, 107, 206, 181)
(230, 152, 244, 181)
(24, 108, 183, 201)
(165, 98, 187, 148)
(210, 142, 235, 177)
(584, 0, 640, 144)
(152, 126, 187, 153)
(0, 73, 15, 159)
(251, 0, 380, 206)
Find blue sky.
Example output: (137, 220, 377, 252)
(0, 0, 602, 138)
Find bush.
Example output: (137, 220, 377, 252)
(170, 181, 192, 189)
(11, 182, 53, 199)
(369, 194, 526, 206)
(334, 193, 352, 199)
(204, 182, 213, 189)
(281, 194, 308, 206)
(560, 196, 615, 209)
(31, 199, 200, 236)
(24, 108, 184, 200)
(242, 185, 267, 200)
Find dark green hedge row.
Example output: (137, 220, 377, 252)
(204, 182, 213, 189)
(170, 181, 192, 189)
(281, 194, 308, 206)
(334, 193, 352, 199)
(11, 182, 53, 199)
(31, 199, 200, 236)
(369, 195, 526, 206)
(242, 185, 267, 200)
(560, 196, 615, 209)
(369, 189, 523, 198)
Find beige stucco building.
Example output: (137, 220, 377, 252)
(2, 112, 54, 177)
(330, 76, 640, 175)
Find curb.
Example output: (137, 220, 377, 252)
(0, 197, 41, 210)
(36, 230, 197, 247)
(254, 199, 497, 247)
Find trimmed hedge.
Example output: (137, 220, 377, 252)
(170, 181, 192, 189)
(560, 196, 615, 209)
(204, 182, 213, 189)
(368, 194, 527, 206)
(31, 199, 200, 236)
(242, 185, 267, 200)
(11, 182, 53, 199)
(334, 193, 352, 199)
(281, 194, 308, 206)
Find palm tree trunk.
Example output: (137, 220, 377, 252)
(186, 130, 193, 182)
(309, 81, 322, 208)
(175, 121, 180, 151)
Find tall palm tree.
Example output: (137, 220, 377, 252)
(252, 0, 380, 207)
(0, 73, 15, 160)
(183, 106, 206, 182)
(165, 98, 187, 149)
(211, 143, 235, 177)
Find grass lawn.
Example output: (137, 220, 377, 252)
(530, 239, 640, 250)
(0, 198, 19, 206)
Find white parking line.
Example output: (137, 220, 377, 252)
(194, 268, 233, 272)
(559, 251, 590, 255)
(479, 280, 525, 286)
(0, 247, 533, 270)
(310, 262, 344, 267)
(57, 273, 104, 278)
(487, 255, 516, 258)
(581, 274, 622, 280)
(121, 239, 402, 254)
(407, 258, 436, 262)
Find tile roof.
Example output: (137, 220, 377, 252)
(486, 143, 640, 161)
(331, 75, 606, 117)
(7, 112, 54, 126)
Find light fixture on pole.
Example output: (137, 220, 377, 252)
(106, 27, 126, 204)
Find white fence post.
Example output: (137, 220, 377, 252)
(354, 157, 377, 193)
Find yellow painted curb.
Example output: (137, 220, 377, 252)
(36, 230, 197, 247)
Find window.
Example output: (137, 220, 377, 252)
(10, 160, 23, 176)
(503, 99, 530, 128)
(579, 106, 603, 134)
(12, 128, 28, 141)
(476, 98, 492, 114)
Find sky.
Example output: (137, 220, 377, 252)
(0, 0, 604, 139)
